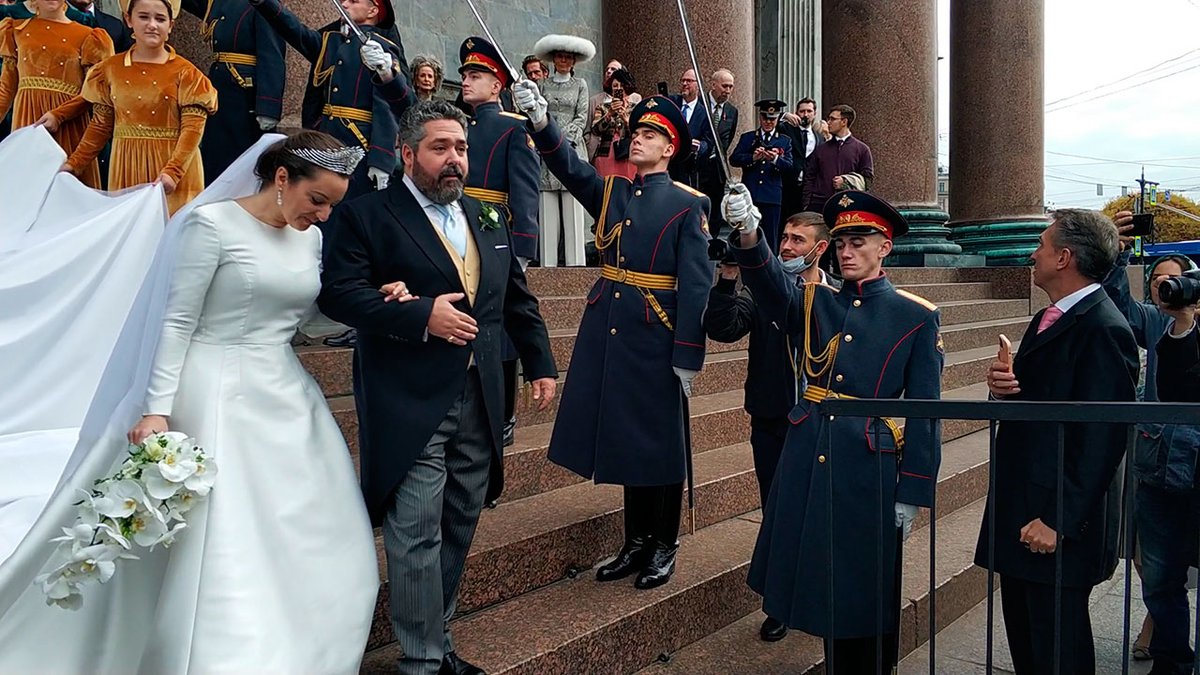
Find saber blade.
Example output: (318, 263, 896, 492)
(675, 0, 730, 185)
(463, 0, 522, 84)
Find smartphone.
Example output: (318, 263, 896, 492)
(1129, 213, 1154, 237)
(998, 334, 1013, 371)
(656, 81, 669, 97)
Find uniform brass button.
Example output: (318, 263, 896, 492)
(844, 334, 853, 342)
(337, 60, 343, 66)
(835, 374, 844, 382)
(635, 189, 642, 196)
(818, 455, 826, 463)
(610, 328, 617, 335)
(619, 256, 626, 263)
(828, 415, 836, 421)
(624, 219, 631, 226)
(614, 291, 621, 299)
(853, 299, 862, 307)
(333, 86, 339, 92)
(470, 120, 476, 125)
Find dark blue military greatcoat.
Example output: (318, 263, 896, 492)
(731, 233, 943, 639)
(465, 101, 539, 261)
(252, 0, 404, 198)
(730, 130, 793, 252)
(530, 117, 711, 487)
(182, 0, 285, 182)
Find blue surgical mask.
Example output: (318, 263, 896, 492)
(779, 246, 821, 275)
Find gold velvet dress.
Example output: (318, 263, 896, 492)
(0, 17, 114, 188)
(54, 46, 217, 214)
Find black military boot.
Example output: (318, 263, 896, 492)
(595, 536, 652, 582)
(634, 539, 679, 589)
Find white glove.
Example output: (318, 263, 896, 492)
(517, 256, 530, 272)
(895, 502, 918, 541)
(512, 79, 548, 129)
(359, 39, 393, 77)
(674, 366, 699, 398)
(256, 116, 278, 131)
(722, 183, 761, 234)
(369, 167, 390, 191)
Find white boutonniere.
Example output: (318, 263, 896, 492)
(479, 203, 502, 231)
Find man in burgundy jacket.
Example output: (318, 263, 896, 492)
(802, 104, 874, 211)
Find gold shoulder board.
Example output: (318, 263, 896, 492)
(672, 181, 706, 198)
(895, 288, 938, 311)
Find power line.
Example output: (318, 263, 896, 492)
(1044, 47, 1200, 108)
(1046, 150, 1200, 164)
(1046, 61, 1200, 113)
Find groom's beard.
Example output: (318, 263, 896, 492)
(412, 159, 465, 205)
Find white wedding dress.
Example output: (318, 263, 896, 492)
(0, 200, 378, 673)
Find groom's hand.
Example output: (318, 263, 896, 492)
(530, 377, 556, 411)
(427, 292, 478, 345)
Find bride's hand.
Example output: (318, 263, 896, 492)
(128, 415, 169, 445)
(380, 281, 419, 303)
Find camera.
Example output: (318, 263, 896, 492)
(1159, 269, 1200, 309)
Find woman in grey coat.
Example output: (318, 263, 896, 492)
(533, 33, 594, 266)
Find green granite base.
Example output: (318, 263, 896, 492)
(949, 219, 1048, 266)
(886, 252, 988, 267)
(892, 207, 962, 257)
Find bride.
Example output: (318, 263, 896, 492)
(0, 131, 386, 673)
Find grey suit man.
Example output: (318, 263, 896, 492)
(319, 101, 558, 675)
(700, 68, 738, 239)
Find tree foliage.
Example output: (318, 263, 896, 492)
(1101, 193, 1200, 243)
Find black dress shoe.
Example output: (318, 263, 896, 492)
(760, 616, 788, 642)
(440, 651, 486, 675)
(634, 540, 679, 589)
(502, 415, 516, 448)
(323, 328, 357, 348)
(596, 536, 652, 582)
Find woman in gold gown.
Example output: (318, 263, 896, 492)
(43, 0, 215, 213)
(0, 0, 114, 187)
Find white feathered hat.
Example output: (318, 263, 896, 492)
(533, 34, 596, 64)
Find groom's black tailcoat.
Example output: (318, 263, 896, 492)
(318, 182, 557, 525)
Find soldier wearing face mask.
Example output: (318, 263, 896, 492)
(703, 210, 837, 644)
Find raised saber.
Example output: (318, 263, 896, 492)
(675, 0, 731, 186)
(328, 0, 368, 44)
(463, 0, 523, 85)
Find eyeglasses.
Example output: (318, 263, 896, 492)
(826, 115, 843, 121)
(680, 78, 697, 84)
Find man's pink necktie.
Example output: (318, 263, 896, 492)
(1037, 305, 1064, 334)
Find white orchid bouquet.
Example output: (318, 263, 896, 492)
(36, 431, 217, 609)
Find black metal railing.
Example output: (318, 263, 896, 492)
(816, 397, 1200, 675)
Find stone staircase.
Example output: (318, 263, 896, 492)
(295, 265, 1036, 674)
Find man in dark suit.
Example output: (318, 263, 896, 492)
(778, 97, 823, 225)
(668, 68, 715, 189)
(319, 100, 557, 675)
(699, 68, 738, 240)
(980, 208, 1139, 675)
(66, 0, 130, 50)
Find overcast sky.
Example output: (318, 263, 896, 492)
(936, 0, 1200, 210)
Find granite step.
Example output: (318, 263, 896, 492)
(361, 453, 993, 674)
(634, 498, 991, 675)
(526, 266, 971, 298)
(940, 317, 1032, 354)
(899, 282, 994, 304)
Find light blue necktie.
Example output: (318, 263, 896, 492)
(433, 203, 466, 258)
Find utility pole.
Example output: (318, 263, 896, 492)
(1135, 167, 1160, 214)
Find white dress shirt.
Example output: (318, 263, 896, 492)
(403, 174, 468, 251)
(1053, 282, 1101, 315)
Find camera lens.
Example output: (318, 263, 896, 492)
(1159, 272, 1200, 308)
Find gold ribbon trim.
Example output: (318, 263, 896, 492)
(19, 77, 80, 96)
(463, 187, 509, 204)
(114, 124, 179, 140)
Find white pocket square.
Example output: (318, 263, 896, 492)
(494, 244, 509, 250)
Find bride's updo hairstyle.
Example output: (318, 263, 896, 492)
(254, 131, 365, 185)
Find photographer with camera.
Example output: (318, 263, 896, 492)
(1110, 210, 1200, 675)
(1156, 271, 1200, 401)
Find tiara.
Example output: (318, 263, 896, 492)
(287, 146, 366, 176)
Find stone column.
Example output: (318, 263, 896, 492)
(821, 0, 960, 264)
(603, 0, 755, 131)
(948, 0, 1045, 265)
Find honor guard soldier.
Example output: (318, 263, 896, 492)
(724, 187, 944, 673)
(513, 80, 711, 589)
(250, 0, 408, 198)
(458, 36, 540, 447)
(730, 99, 793, 254)
(181, 0, 285, 182)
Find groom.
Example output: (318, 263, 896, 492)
(319, 100, 558, 675)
